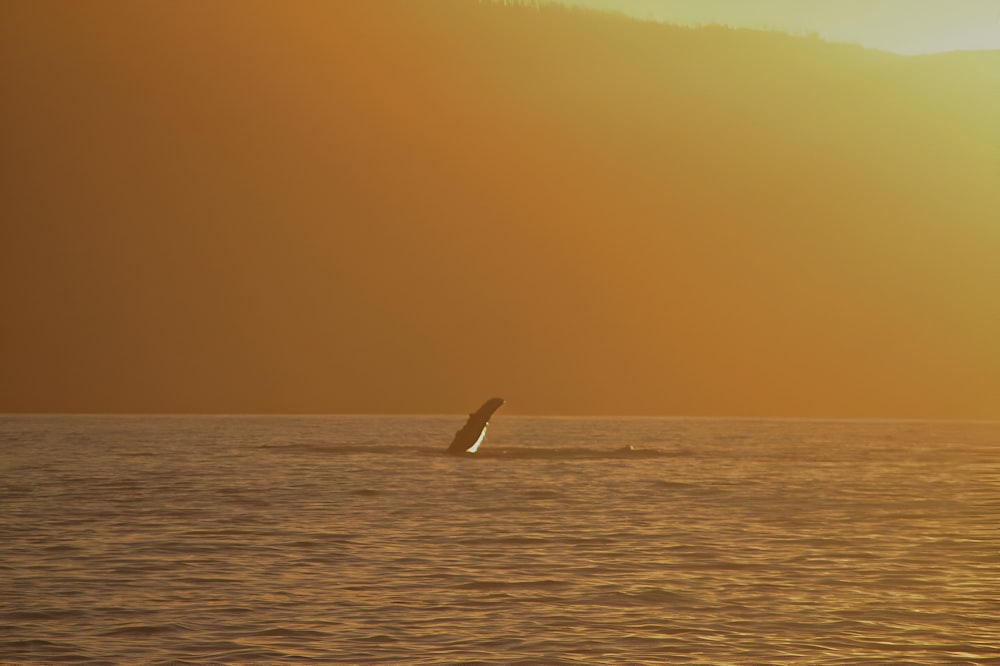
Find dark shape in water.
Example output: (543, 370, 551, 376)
(447, 397, 505, 454)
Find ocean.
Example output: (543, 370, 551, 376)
(1, 414, 997, 664)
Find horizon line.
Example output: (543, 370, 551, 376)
(3, 411, 998, 424)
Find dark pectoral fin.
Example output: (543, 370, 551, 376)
(446, 398, 504, 454)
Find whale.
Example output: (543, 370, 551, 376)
(447, 397, 505, 454)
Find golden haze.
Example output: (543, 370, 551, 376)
(556, 0, 1000, 55)
(1, 0, 998, 418)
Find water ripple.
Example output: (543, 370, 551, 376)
(1, 415, 997, 663)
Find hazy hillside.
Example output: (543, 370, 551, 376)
(2, 0, 998, 417)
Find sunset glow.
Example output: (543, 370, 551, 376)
(3, 8, 1000, 656)
(557, 0, 1000, 55)
(1, 0, 998, 418)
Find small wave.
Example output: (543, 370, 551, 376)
(257, 442, 420, 456)
(171, 640, 260, 656)
(249, 627, 329, 639)
(470, 445, 692, 459)
(193, 648, 295, 661)
(454, 535, 553, 547)
(1, 609, 81, 622)
(356, 633, 400, 643)
(650, 480, 697, 489)
(521, 489, 563, 500)
(582, 587, 695, 607)
(0, 639, 67, 649)
(99, 624, 185, 637)
(0, 638, 92, 660)
(455, 579, 570, 591)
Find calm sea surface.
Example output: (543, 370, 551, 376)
(1, 414, 998, 664)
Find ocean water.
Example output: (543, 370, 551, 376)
(1, 414, 997, 664)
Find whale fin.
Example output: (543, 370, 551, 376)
(447, 397, 504, 454)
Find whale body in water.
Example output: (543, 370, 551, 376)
(447, 397, 504, 454)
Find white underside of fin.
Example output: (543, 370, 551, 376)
(465, 423, 488, 453)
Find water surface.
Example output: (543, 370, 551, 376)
(1, 415, 997, 663)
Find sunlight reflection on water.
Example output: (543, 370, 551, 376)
(1, 415, 998, 663)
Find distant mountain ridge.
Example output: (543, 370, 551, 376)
(542, 0, 1000, 55)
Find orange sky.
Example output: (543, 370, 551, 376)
(1, 0, 998, 418)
